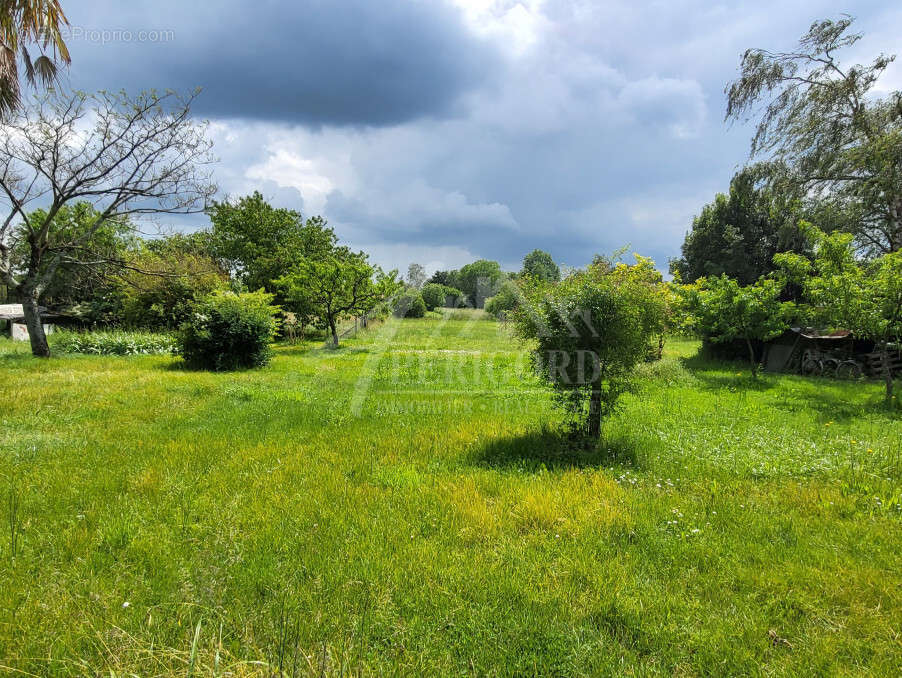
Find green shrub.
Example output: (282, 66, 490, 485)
(179, 290, 280, 370)
(442, 286, 467, 307)
(485, 280, 522, 319)
(514, 262, 666, 438)
(421, 283, 446, 311)
(115, 236, 229, 331)
(51, 330, 177, 356)
(393, 289, 427, 318)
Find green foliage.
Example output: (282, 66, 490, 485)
(515, 259, 666, 437)
(457, 259, 503, 307)
(775, 226, 902, 397)
(179, 290, 280, 370)
(610, 255, 673, 361)
(521, 249, 561, 283)
(207, 192, 337, 295)
(419, 281, 468, 311)
(421, 282, 447, 311)
(776, 228, 902, 339)
(678, 275, 792, 376)
(51, 330, 177, 356)
(13, 203, 134, 309)
(484, 279, 522, 318)
(406, 263, 426, 289)
(726, 17, 902, 254)
(393, 289, 427, 318)
(0, 0, 71, 115)
(427, 270, 459, 289)
(671, 169, 812, 285)
(277, 249, 401, 347)
(442, 286, 466, 307)
(1, 90, 215, 358)
(115, 235, 229, 330)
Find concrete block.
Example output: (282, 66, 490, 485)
(11, 323, 54, 341)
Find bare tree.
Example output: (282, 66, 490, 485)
(0, 90, 216, 356)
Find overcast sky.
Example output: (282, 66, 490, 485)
(63, 0, 902, 274)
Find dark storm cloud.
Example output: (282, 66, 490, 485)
(65, 0, 498, 125)
(61, 0, 902, 275)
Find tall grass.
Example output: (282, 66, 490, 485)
(51, 329, 177, 356)
(1, 319, 901, 675)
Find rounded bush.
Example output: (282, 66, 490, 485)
(393, 289, 427, 318)
(421, 283, 446, 311)
(484, 280, 521, 318)
(179, 290, 280, 370)
(442, 286, 467, 308)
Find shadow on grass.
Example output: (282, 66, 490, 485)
(774, 379, 902, 422)
(274, 341, 374, 356)
(157, 359, 267, 373)
(473, 427, 642, 471)
(680, 350, 901, 420)
(678, 353, 777, 392)
(0, 352, 37, 365)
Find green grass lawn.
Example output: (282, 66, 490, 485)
(2, 310, 901, 676)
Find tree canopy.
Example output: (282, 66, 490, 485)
(277, 249, 400, 347)
(775, 226, 902, 397)
(677, 275, 792, 377)
(406, 263, 426, 289)
(457, 259, 503, 308)
(515, 258, 666, 438)
(671, 168, 811, 285)
(726, 17, 902, 255)
(10, 202, 135, 309)
(0, 90, 215, 356)
(208, 192, 337, 297)
(114, 234, 229, 330)
(521, 249, 560, 283)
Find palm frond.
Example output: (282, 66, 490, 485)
(20, 43, 34, 85)
(0, 74, 20, 115)
(32, 52, 56, 86)
(0, 42, 16, 80)
(0, 0, 70, 114)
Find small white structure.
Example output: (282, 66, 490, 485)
(0, 304, 57, 340)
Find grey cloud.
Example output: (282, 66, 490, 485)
(64, 0, 499, 126)
(62, 0, 902, 276)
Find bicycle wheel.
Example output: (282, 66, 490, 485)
(801, 358, 822, 376)
(836, 361, 863, 380)
(821, 358, 840, 378)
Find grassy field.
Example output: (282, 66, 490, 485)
(2, 310, 901, 676)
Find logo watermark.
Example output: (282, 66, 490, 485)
(344, 276, 605, 417)
(61, 26, 175, 45)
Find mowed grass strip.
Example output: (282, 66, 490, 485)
(1, 312, 901, 676)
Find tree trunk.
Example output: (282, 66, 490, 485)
(745, 337, 758, 378)
(329, 319, 339, 348)
(880, 343, 894, 401)
(22, 292, 50, 358)
(888, 201, 902, 253)
(587, 380, 602, 438)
